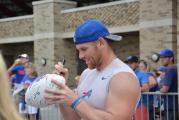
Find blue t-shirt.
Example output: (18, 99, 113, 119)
(160, 66, 178, 110)
(135, 68, 149, 107)
(11, 65, 25, 84)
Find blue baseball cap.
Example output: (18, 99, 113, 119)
(125, 55, 139, 63)
(73, 20, 122, 44)
(159, 48, 174, 57)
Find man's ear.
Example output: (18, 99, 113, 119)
(97, 37, 106, 47)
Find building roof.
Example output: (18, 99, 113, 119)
(0, 0, 118, 19)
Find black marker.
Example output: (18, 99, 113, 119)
(62, 59, 66, 65)
(59, 59, 66, 76)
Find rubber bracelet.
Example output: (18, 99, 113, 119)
(70, 97, 82, 109)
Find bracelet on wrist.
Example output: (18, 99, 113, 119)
(70, 97, 82, 109)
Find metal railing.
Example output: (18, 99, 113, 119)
(39, 104, 63, 120)
(14, 91, 178, 120)
(136, 92, 179, 120)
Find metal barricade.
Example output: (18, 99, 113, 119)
(39, 104, 63, 120)
(139, 92, 179, 120)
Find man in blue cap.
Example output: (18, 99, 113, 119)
(44, 20, 140, 120)
(159, 48, 178, 120)
(125, 55, 149, 120)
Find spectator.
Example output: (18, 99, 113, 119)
(0, 53, 23, 120)
(8, 53, 29, 109)
(126, 55, 149, 120)
(153, 66, 167, 116)
(157, 66, 167, 86)
(73, 75, 81, 94)
(75, 75, 81, 86)
(139, 60, 158, 120)
(19, 63, 38, 120)
(159, 48, 178, 120)
(8, 54, 30, 86)
(139, 60, 157, 89)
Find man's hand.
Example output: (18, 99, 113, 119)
(14, 59, 21, 65)
(53, 62, 69, 80)
(44, 80, 77, 106)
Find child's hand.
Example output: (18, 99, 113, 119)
(24, 83, 31, 88)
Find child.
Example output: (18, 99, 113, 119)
(19, 63, 38, 120)
(73, 75, 81, 94)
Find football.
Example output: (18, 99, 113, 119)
(25, 74, 66, 107)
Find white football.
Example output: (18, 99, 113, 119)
(151, 53, 159, 62)
(25, 74, 66, 108)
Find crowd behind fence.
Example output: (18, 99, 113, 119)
(36, 92, 178, 120)
(141, 92, 178, 120)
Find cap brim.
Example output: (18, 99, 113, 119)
(159, 54, 170, 57)
(104, 34, 122, 41)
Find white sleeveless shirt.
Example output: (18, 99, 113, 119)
(77, 58, 136, 110)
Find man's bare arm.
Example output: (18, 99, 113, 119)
(74, 72, 140, 120)
(160, 85, 170, 93)
(141, 83, 149, 92)
(45, 72, 140, 120)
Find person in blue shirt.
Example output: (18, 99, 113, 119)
(126, 55, 149, 120)
(8, 53, 29, 109)
(8, 54, 29, 85)
(158, 48, 178, 120)
(139, 60, 158, 120)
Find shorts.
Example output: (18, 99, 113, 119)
(19, 102, 38, 114)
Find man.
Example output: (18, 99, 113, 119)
(8, 53, 29, 85)
(45, 20, 140, 120)
(8, 53, 29, 109)
(125, 55, 149, 120)
(158, 48, 178, 120)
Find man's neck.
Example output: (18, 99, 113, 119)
(165, 63, 174, 67)
(96, 51, 116, 71)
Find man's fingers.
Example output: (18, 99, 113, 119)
(44, 94, 66, 105)
(45, 88, 67, 95)
(45, 89, 61, 95)
(44, 94, 65, 100)
(51, 80, 68, 89)
(46, 99, 65, 105)
(58, 62, 64, 66)
(54, 65, 67, 76)
(64, 68, 69, 73)
(55, 63, 63, 70)
(52, 70, 59, 74)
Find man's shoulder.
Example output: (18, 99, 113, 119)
(109, 72, 140, 95)
(111, 72, 138, 84)
(165, 66, 177, 76)
(81, 68, 94, 75)
(14, 65, 24, 69)
(12, 65, 22, 71)
(167, 66, 177, 71)
(80, 68, 96, 81)
(136, 69, 148, 77)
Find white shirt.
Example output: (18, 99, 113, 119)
(77, 58, 136, 109)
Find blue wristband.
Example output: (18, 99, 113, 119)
(70, 97, 82, 109)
